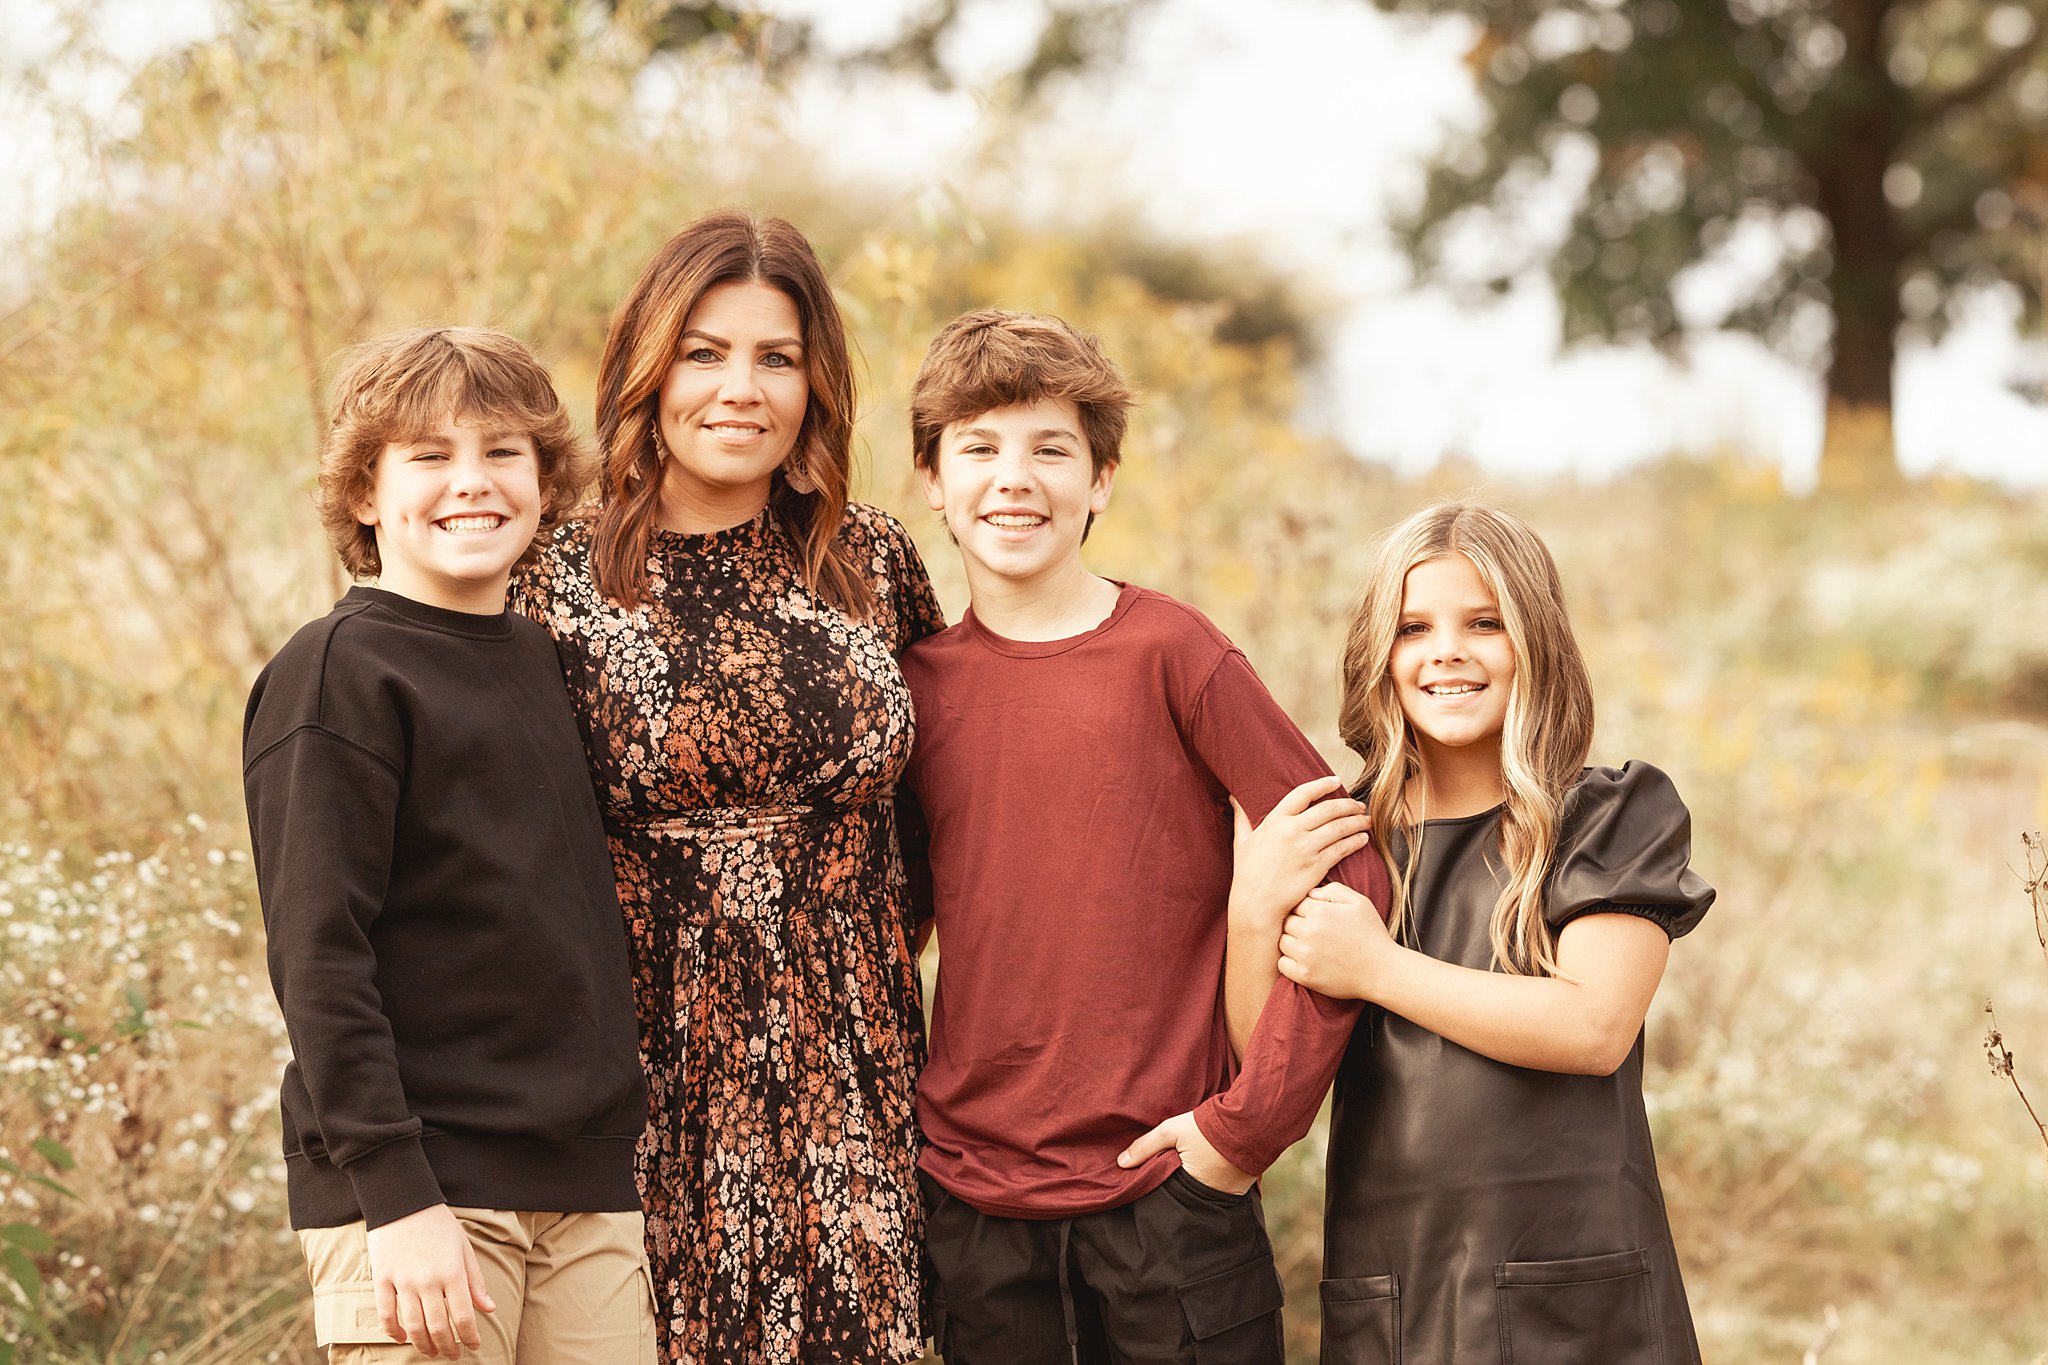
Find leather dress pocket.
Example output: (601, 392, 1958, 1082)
(1493, 1248, 1661, 1365)
(1318, 1273, 1399, 1365)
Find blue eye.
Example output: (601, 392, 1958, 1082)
(686, 347, 720, 363)
(761, 352, 797, 369)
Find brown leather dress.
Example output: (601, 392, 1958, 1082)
(1320, 762, 1714, 1364)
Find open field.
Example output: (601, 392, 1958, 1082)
(6, 464, 2047, 1363)
(4, 6, 2046, 1358)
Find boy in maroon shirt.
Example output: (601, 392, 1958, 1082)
(898, 309, 1392, 1363)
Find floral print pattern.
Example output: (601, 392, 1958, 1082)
(514, 504, 946, 1364)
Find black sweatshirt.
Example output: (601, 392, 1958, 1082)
(243, 587, 645, 1230)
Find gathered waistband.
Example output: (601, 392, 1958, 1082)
(607, 798, 878, 840)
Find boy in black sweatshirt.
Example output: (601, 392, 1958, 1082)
(243, 328, 652, 1363)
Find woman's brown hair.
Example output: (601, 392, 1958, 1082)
(591, 210, 872, 616)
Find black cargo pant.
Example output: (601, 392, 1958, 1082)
(920, 1169, 1286, 1365)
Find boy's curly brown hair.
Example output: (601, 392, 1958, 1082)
(319, 327, 589, 579)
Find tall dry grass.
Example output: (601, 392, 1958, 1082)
(7, 468, 2048, 1363)
(3, 4, 2046, 1359)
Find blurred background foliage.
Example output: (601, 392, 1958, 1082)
(3, 1, 2046, 1362)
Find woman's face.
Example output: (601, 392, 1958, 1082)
(655, 280, 809, 525)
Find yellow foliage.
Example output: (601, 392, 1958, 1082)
(4, 3, 2048, 1362)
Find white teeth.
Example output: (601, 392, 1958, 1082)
(1426, 683, 1482, 696)
(986, 514, 1045, 528)
(439, 515, 503, 534)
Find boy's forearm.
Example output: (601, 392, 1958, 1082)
(1192, 978, 1362, 1175)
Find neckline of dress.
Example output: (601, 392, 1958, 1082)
(650, 505, 774, 554)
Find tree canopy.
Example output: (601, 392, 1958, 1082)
(1372, 0, 2048, 487)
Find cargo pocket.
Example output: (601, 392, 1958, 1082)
(1318, 1273, 1399, 1365)
(1174, 1256, 1285, 1364)
(296, 1222, 399, 1347)
(1494, 1248, 1662, 1365)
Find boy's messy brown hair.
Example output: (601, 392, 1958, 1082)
(909, 308, 1133, 476)
(319, 326, 589, 579)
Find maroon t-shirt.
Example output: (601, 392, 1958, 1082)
(899, 583, 1392, 1217)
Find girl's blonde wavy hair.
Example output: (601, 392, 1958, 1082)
(1337, 503, 1594, 977)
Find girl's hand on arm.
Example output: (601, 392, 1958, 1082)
(1276, 882, 1397, 1002)
(1223, 780, 1372, 1057)
(1227, 778, 1372, 938)
(1296, 910, 1671, 1075)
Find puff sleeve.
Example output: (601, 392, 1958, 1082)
(1545, 761, 1714, 940)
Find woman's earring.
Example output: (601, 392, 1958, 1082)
(649, 418, 668, 462)
(783, 451, 817, 495)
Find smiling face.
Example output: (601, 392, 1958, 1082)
(654, 279, 809, 529)
(1390, 552, 1517, 758)
(919, 397, 1116, 597)
(357, 419, 541, 613)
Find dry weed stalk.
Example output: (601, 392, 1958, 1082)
(1984, 832, 2048, 1165)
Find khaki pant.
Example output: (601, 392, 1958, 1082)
(297, 1208, 655, 1365)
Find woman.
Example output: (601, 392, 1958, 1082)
(514, 211, 945, 1364)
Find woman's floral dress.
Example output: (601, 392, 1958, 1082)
(513, 503, 946, 1364)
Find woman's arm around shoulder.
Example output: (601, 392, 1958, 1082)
(507, 514, 595, 627)
(844, 503, 946, 652)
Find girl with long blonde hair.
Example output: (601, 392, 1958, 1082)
(1231, 501, 1713, 1363)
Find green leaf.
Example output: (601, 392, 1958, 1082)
(24, 1173, 79, 1202)
(1, 1246, 42, 1306)
(29, 1139, 74, 1171)
(119, 983, 150, 1036)
(0, 1224, 53, 1253)
(1, 1335, 17, 1365)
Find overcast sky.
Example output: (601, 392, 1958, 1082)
(9, 0, 2046, 489)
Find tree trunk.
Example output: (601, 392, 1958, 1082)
(1819, 231, 1903, 489)
(1812, 5, 1909, 492)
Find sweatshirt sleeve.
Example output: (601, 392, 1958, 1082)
(245, 700, 445, 1229)
(1179, 649, 1393, 1176)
